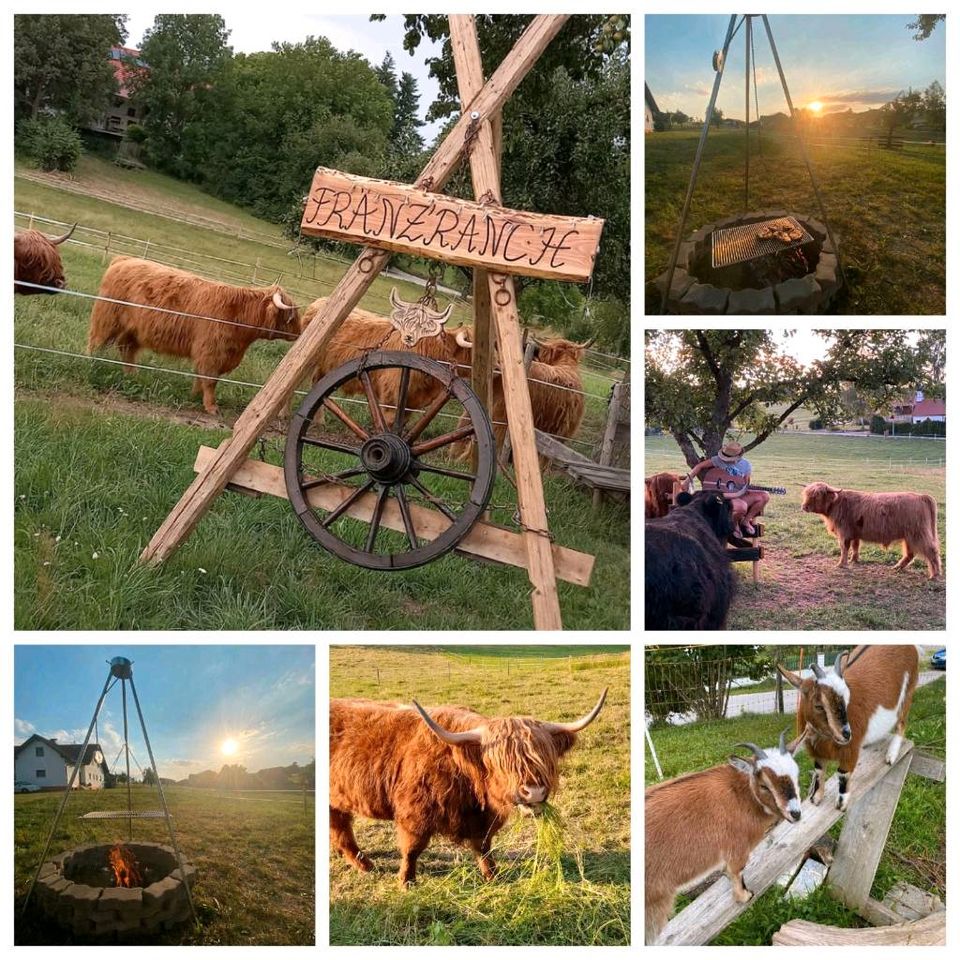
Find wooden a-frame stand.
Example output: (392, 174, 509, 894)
(140, 15, 599, 630)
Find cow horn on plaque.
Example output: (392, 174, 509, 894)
(388, 287, 454, 347)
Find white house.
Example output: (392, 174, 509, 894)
(14, 734, 108, 790)
(645, 83, 660, 133)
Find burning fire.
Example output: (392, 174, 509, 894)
(108, 844, 143, 888)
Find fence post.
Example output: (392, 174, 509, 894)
(103, 232, 112, 265)
(775, 668, 784, 714)
(645, 720, 664, 781)
(376, 665, 380, 686)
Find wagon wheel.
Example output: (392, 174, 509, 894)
(284, 350, 496, 570)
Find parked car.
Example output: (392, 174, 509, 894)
(14, 780, 41, 793)
(931, 648, 946, 670)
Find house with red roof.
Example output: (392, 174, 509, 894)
(85, 46, 147, 138)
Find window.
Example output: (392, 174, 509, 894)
(127, 107, 136, 117)
(35, 746, 44, 757)
(36, 769, 46, 778)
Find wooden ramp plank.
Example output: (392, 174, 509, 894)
(193, 446, 594, 587)
(772, 912, 944, 946)
(658, 739, 914, 946)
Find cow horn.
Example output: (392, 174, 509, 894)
(810, 661, 826, 679)
(272, 290, 295, 311)
(581, 335, 597, 348)
(733, 742, 767, 760)
(390, 287, 402, 310)
(50, 223, 77, 245)
(411, 700, 483, 745)
(436, 302, 454, 325)
(455, 329, 473, 349)
(542, 688, 607, 734)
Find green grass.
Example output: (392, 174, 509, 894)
(646, 432, 945, 630)
(645, 675, 946, 945)
(14, 784, 314, 945)
(329, 646, 630, 945)
(14, 158, 628, 630)
(645, 129, 945, 314)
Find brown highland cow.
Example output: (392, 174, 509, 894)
(330, 691, 606, 886)
(801, 482, 941, 579)
(14, 224, 76, 294)
(87, 256, 299, 413)
(645, 471, 682, 519)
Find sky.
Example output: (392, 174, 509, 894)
(123, 12, 445, 141)
(646, 15, 946, 121)
(15, 646, 315, 779)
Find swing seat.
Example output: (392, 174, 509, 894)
(79, 810, 168, 820)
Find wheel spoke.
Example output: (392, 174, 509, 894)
(359, 370, 389, 433)
(403, 386, 453, 443)
(414, 459, 476, 483)
(393, 486, 418, 549)
(301, 467, 366, 491)
(321, 479, 375, 529)
(365, 485, 389, 553)
(301, 435, 362, 457)
(407, 474, 458, 522)
(322, 397, 369, 441)
(411, 424, 475, 457)
(393, 366, 411, 436)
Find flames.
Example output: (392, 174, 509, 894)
(108, 844, 143, 888)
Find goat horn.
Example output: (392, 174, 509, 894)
(50, 223, 77, 245)
(810, 661, 826, 679)
(542, 688, 607, 734)
(272, 290, 295, 311)
(411, 700, 483, 745)
(779, 728, 789, 754)
(455, 328, 473, 349)
(733, 742, 767, 760)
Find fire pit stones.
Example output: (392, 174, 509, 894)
(656, 210, 841, 315)
(34, 842, 196, 937)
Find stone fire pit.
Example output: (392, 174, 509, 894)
(34, 842, 196, 938)
(656, 210, 841, 314)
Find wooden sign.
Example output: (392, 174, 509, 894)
(301, 167, 603, 284)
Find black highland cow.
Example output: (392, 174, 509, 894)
(645, 491, 736, 630)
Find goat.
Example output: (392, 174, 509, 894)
(644, 729, 806, 945)
(776, 645, 919, 811)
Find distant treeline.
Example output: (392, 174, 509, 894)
(179, 760, 316, 790)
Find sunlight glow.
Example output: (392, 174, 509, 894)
(808, 101, 823, 114)
(221, 737, 239, 757)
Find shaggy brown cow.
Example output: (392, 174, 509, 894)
(645, 471, 682, 519)
(14, 223, 76, 294)
(330, 690, 606, 886)
(302, 297, 473, 425)
(87, 256, 300, 414)
(801, 481, 941, 579)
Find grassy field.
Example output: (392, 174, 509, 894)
(645, 673, 946, 945)
(646, 432, 945, 630)
(328, 646, 630, 945)
(14, 157, 629, 630)
(644, 129, 946, 314)
(14, 784, 314, 945)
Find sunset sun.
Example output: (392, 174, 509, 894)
(221, 737, 239, 757)
(808, 100, 823, 114)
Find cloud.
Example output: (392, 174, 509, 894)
(14, 718, 36, 743)
(818, 89, 900, 106)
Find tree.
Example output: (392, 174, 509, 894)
(394, 72, 424, 154)
(14, 14, 127, 124)
(711, 106, 724, 128)
(374, 51, 398, 99)
(907, 14, 945, 40)
(879, 88, 922, 146)
(645, 330, 944, 468)
(130, 14, 232, 175)
(923, 80, 946, 132)
(142, 767, 157, 785)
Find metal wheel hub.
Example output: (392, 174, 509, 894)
(360, 432, 413, 484)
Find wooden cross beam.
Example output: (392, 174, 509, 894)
(140, 14, 593, 631)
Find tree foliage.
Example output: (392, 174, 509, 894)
(14, 14, 127, 124)
(907, 14, 945, 40)
(645, 330, 945, 468)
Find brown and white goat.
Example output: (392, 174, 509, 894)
(777, 645, 919, 812)
(644, 729, 806, 945)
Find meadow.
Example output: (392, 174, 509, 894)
(645, 432, 946, 630)
(644, 129, 946, 314)
(644, 671, 946, 945)
(14, 784, 314, 945)
(328, 645, 630, 945)
(14, 157, 629, 630)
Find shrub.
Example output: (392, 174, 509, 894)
(808, 418, 823, 430)
(870, 414, 887, 435)
(125, 124, 147, 144)
(18, 115, 83, 172)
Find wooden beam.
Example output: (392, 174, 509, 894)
(301, 168, 602, 283)
(658, 740, 914, 946)
(771, 912, 945, 946)
(192, 446, 594, 587)
(593, 380, 622, 511)
(449, 15, 564, 629)
(908, 750, 945, 782)
(501, 338, 537, 462)
(139, 14, 570, 567)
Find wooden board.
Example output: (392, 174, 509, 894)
(772, 912, 945, 946)
(301, 167, 603, 284)
(193, 446, 594, 587)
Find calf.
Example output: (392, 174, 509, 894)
(801, 482, 941, 579)
(14, 223, 76, 294)
(645, 491, 736, 630)
(645, 471, 681, 519)
(777, 645, 919, 810)
(645, 729, 806, 944)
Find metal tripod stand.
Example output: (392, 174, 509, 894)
(22, 656, 198, 926)
(659, 13, 846, 313)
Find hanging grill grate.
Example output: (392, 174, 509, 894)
(711, 216, 813, 269)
